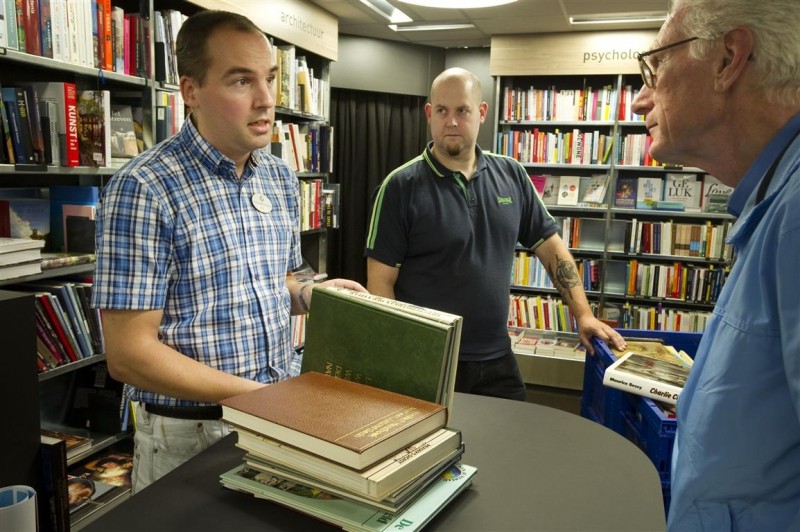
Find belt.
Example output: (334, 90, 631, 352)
(143, 403, 223, 420)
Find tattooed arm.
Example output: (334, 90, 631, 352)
(533, 234, 626, 355)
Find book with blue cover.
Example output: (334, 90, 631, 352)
(220, 462, 477, 532)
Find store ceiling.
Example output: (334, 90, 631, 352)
(307, 0, 669, 48)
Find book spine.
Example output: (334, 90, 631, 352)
(3, 87, 35, 163)
(22, 0, 41, 55)
(39, 437, 70, 532)
(603, 367, 681, 405)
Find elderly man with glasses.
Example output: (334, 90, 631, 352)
(631, 0, 800, 530)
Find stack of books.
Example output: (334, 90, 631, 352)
(0, 237, 45, 281)
(219, 372, 476, 531)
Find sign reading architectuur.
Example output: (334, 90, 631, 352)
(490, 30, 658, 76)
(189, 0, 338, 61)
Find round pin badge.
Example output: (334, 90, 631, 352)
(251, 193, 272, 213)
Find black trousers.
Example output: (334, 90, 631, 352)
(455, 350, 528, 402)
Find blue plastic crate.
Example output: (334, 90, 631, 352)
(580, 340, 626, 434)
(581, 329, 701, 510)
(622, 394, 677, 480)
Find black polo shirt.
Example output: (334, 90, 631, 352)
(366, 143, 559, 362)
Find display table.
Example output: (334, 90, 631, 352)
(84, 392, 666, 531)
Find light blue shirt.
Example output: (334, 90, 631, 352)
(92, 118, 303, 407)
(668, 113, 800, 530)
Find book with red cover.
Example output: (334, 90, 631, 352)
(220, 372, 447, 471)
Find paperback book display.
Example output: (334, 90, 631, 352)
(220, 372, 475, 528)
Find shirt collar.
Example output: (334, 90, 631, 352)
(727, 112, 800, 217)
(179, 116, 269, 179)
(422, 141, 487, 178)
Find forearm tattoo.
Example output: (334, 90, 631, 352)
(549, 256, 580, 303)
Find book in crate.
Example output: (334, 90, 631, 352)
(220, 371, 448, 471)
(603, 352, 690, 405)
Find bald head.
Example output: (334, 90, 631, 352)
(430, 68, 483, 105)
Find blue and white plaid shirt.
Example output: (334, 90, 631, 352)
(92, 118, 303, 407)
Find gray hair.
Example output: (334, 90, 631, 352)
(672, 0, 800, 106)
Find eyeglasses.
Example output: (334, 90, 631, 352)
(635, 36, 699, 88)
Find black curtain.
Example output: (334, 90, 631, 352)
(327, 88, 428, 284)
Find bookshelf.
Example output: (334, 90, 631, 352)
(1, 0, 337, 528)
(492, 31, 736, 336)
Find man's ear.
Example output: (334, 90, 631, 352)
(180, 76, 198, 108)
(479, 101, 488, 124)
(715, 27, 754, 92)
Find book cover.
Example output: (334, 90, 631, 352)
(0, 197, 50, 243)
(663, 173, 701, 211)
(49, 185, 99, 252)
(77, 90, 110, 167)
(220, 372, 448, 471)
(219, 462, 476, 532)
(614, 177, 637, 208)
(528, 174, 547, 197)
(41, 428, 93, 460)
(540, 174, 559, 206)
(62, 203, 96, 253)
(556, 175, 580, 206)
(109, 103, 138, 158)
(635, 176, 663, 208)
(603, 352, 690, 405)
(239, 427, 463, 503)
(302, 286, 462, 412)
(702, 174, 734, 213)
(68, 451, 133, 488)
(581, 173, 609, 204)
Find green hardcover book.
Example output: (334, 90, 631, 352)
(219, 462, 477, 532)
(301, 286, 462, 411)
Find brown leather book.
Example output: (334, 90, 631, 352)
(220, 372, 447, 471)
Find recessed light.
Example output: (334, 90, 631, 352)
(569, 13, 667, 25)
(397, 0, 517, 7)
(389, 23, 476, 32)
(359, 0, 413, 23)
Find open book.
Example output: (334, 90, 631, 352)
(301, 286, 462, 412)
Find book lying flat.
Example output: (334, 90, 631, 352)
(220, 372, 448, 470)
(302, 286, 462, 411)
(220, 462, 477, 532)
(41, 429, 93, 461)
(237, 427, 463, 502)
(603, 352, 690, 405)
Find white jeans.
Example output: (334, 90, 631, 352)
(131, 402, 232, 494)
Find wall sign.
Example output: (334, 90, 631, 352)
(490, 30, 659, 76)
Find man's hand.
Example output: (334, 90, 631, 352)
(576, 315, 626, 356)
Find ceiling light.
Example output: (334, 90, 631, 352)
(398, 0, 517, 6)
(569, 13, 667, 25)
(360, 0, 413, 24)
(389, 23, 476, 32)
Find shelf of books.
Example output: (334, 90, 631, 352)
(1, 1, 338, 529)
(495, 71, 736, 335)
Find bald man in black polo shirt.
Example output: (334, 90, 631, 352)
(365, 67, 625, 401)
